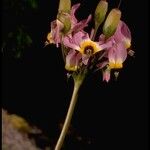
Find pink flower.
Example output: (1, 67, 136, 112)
(103, 67, 111, 82)
(63, 31, 103, 55)
(63, 30, 113, 71)
(63, 31, 102, 68)
(106, 21, 131, 69)
(46, 3, 92, 47)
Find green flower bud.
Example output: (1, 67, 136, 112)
(58, 0, 71, 13)
(103, 8, 121, 38)
(58, 13, 71, 34)
(57, 0, 71, 34)
(95, 0, 108, 28)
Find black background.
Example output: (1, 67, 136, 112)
(2, 0, 149, 150)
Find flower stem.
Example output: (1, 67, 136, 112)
(92, 25, 99, 41)
(55, 75, 85, 150)
(61, 43, 66, 63)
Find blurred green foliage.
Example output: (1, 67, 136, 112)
(2, 0, 38, 58)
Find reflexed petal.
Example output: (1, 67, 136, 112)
(108, 47, 117, 69)
(108, 47, 116, 63)
(120, 21, 131, 40)
(114, 21, 131, 48)
(100, 40, 113, 49)
(65, 50, 82, 71)
(108, 43, 127, 69)
(72, 15, 92, 32)
(116, 42, 127, 62)
(70, 3, 81, 24)
(51, 20, 64, 47)
(72, 31, 89, 46)
(63, 31, 90, 51)
(63, 35, 80, 50)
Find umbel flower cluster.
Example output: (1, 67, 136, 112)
(45, 0, 134, 150)
(46, 0, 133, 82)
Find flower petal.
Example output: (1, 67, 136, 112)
(72, 14, 92, 33)
(116, 42, 127, 62)
(108, 42, 127, 69)
(70, 3, 81, 24)
(63, 35, 80, 50)
(63, 31, 89, 51)
(51, 19, 64, 47)
(120, 21, 131, 40)
(100, 40, 113, 50)
(65, 50, 82, 71)
(108, 47, 116, 65)
(114, 21, 131, 48)
(72, 31, 89, 46)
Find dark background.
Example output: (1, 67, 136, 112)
(1, 0, 149, 150)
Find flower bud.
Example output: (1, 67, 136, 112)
(58, 13, 71, 34)
(103, 8, 121, 38)
(95, 0, 108, 28)
(57, 0, 71, 34)
(103, 67, 111, 82)
(58, 0, 71, 13)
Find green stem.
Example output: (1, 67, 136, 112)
(61, 34, 68, 63)
(61, 43, 65, 63)
(92, 25, 99, 41)
(55, 75, 85, 150)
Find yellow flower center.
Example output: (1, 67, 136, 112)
(79, 40, 101, 55)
